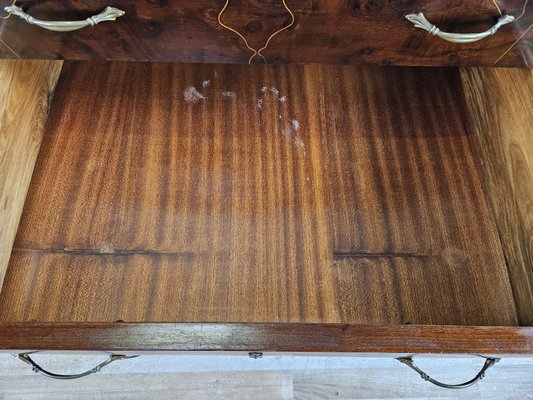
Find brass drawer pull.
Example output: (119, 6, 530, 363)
(405, 13, 514, 43)
(396, 356, 500, 389)
(18, 352, 138, 380)
(4, 5, 125, 32)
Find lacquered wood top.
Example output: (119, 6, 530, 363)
(0, 62, 518, 327)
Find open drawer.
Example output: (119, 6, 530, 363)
(0, 60, 531, 363)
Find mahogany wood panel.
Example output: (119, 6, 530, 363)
(0, 59, 63, 289)
(3, 62, 338, 324)
(317, 66, 504, 256)
(0, 62, 518, 327)
(0, 323, 532, 354)
(461, 68, 533, 326)
(0, 0, 531, 66)
(333, 255, 517, 326)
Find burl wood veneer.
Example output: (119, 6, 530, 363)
(0, 62, 518, 326)
(0, 0, 531, 66)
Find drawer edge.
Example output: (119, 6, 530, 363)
(1, 323, 532, 355)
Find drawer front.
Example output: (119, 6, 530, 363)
(1, 323, 533, 354)
(0, 0, 530, 66)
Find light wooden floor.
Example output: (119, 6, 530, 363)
(1, 354, 533, 399)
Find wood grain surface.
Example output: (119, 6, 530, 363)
(0, 62, 518, 327)
(461, 68, 533, 326)
(0, 322, 532, 354)
(0, 0, 531, 66)
(0, 59, 63, 290)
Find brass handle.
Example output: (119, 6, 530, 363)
(18, 352, 138, 380)
(396, 356, 500, 389)
(4, 5, 125, 32)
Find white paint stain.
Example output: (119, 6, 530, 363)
(294, 136, 306, 155)
(202, 80, 211, 88)
(222, 91, 236, 99)
(99, 243, 115, 254)
(258, 85, 305, 155)
(259, 85, 288, 103)
(280, 119, 306, 156)
(183, 86, 206, 103)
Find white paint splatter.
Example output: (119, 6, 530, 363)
(202, 80, 211, 88)
(279, 120, 306, 156)
(222, 91, 236, 99)
(261, 86, 269, 94)
(257, 99, 263, 109)
(183, 86, 206, 103)
(294, 136, 306, 155)
(99, 243, 115, 254)
(279, 96, 288, 102)
(270, 87, 280, 96)
(214, 71, 219, 78)
(281, 127, 291, 137)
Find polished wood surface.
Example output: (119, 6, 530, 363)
(0, 0, 531, 66)
(0, 62, 518, 327)
(461, 68, 533, 326)
(0, 323, 532, 354)
(333, 255, 515, 326)
(0, 59, 63, 290)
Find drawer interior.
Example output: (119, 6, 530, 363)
(0, 62, 527, 327)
